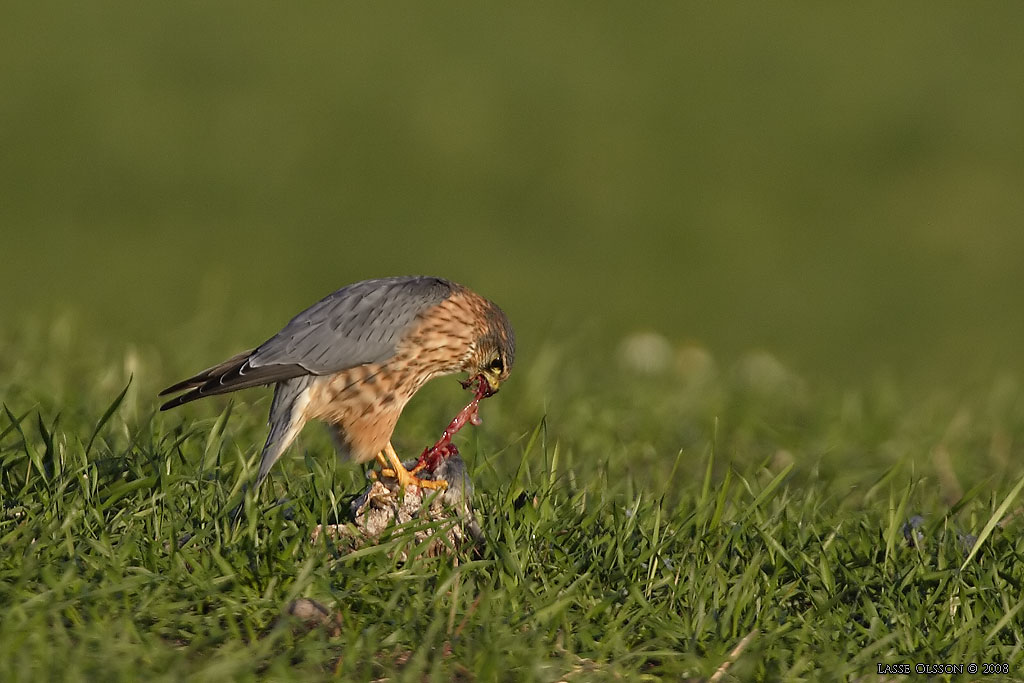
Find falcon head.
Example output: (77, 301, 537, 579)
(463, 303, 515, 398)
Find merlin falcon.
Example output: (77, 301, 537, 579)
(160, 276, 515, 490)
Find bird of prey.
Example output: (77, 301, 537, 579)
(159, 276, 515, 490)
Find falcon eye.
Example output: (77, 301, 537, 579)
(488, 357, 504, 373)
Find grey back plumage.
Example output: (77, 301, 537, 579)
(250, 276, 455, 374)
(160, 276, 456, 409)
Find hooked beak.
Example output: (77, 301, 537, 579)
(482, 370, 502, 395)
(462, 371, 501, 398)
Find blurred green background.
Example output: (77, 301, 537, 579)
(3, 3, 1024, 387)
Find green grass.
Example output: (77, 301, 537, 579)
(3, 326, 1024, 682)
(4, 3, 1024, 679)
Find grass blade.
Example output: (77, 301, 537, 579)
(884, 481, 912, 569)
(960, 472, 1024, 571)
(984, 595, 1024, 644)
(736, 462, 794, 523)
(86, 376, 133, 457)
(1, 405, 32, 443)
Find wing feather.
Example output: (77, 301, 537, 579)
(159, 276, 456, 410)
(248, 276, 455, 372)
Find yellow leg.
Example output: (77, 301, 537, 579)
(377, 441, 448, 490)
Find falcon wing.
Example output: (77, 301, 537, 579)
(159, 276, 455, 410)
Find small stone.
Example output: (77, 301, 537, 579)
(283, 598, 342, 636)
(902, 515, 926, 545)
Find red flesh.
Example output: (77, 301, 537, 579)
(413, 375, 494, 473)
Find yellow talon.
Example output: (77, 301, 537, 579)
(376, 443, 448, 490)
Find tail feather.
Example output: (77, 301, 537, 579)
(159, 350, 305, 411)
(159, 350, 252, 396)
(255, 377, 314, 486)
